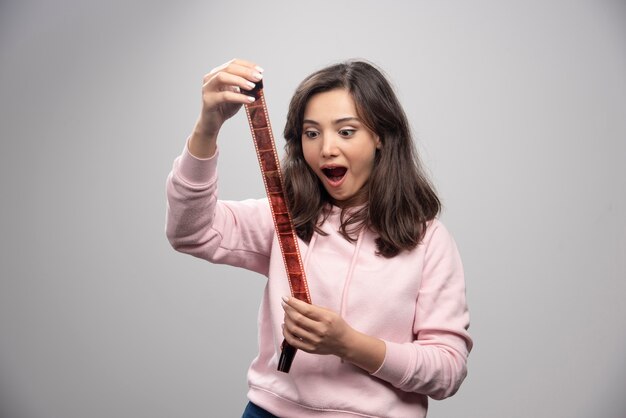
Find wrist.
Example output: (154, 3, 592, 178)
(337, 327, 358, 360)
(340, 330, 386, 374)
(193, 115, 220, 140)
(188, 122, 218, 159)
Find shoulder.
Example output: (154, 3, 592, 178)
(422, 218, 459, 253)
(424, 218, 446, 238)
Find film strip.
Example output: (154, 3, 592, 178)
(242, 80, 311, 373)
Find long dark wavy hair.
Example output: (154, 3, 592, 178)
(283, 60, 440, 258)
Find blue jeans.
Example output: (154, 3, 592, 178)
(242, 401, 279, 418)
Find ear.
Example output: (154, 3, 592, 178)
(375, 135, 382, 149)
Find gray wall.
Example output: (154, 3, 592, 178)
(1, 1, 625, 417)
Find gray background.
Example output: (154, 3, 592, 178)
(1, 0, 625, 417)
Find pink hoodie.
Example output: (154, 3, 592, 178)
(166, 144, 472, 417)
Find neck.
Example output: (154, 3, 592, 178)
(331, 187, 369, 209)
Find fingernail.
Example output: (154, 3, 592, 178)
(252, 72, 263, 80)
(281, 295, 289, 303)
(255, 65, 265, 73)
(247, 95, 256, 102)
(246, 81, 255, 89)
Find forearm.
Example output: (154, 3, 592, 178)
(165, 146, 218, 254)
(341, 329, 386, 374)
(188, 117, 218, 159)
(372, 338, 469, 399)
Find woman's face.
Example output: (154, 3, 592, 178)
(301, 88, 380, 206)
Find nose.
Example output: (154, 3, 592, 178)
(320, 134, 339, 158)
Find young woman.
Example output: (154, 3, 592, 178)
(166, 58, 472, 417)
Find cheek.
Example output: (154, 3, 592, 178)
(301, 141, 317, 166)
(354, 149, 377, 175)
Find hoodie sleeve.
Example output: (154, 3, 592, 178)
(165, 141, 274, 276)
(372, 221, 472, 400)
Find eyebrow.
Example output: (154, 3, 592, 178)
(302, 117, 361, 126)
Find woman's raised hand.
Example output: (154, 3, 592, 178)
(189, 58, 263, 158)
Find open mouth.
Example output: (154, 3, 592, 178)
(321, 166, 347, 183)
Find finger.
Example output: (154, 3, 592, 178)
(283, 319, 313, 341)
(282, 299, 321, 333)
(206, 60, 263, 84)
(201, 90, 254, 111)
(282, 323, 316, 351)
(210, 58, 262, 73)
(205, 71, 258, 92)
(283, 309, 320, 342)
(228, 58, 264, 73)
(213, 90, 256, 105)
(225, 61, 264, 82)
(282, 296, 326, 322)
(282, 324, 304, 349)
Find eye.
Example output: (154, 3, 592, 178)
(303, 130, 319, 139)
(338, 129, 356, 138)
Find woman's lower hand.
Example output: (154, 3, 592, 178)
(281, 296, 353, 357)
(281, 296, 386, 372)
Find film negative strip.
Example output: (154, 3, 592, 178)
(242, 80, 311, 373)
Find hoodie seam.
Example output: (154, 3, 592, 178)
(249, 385, 381, 417)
